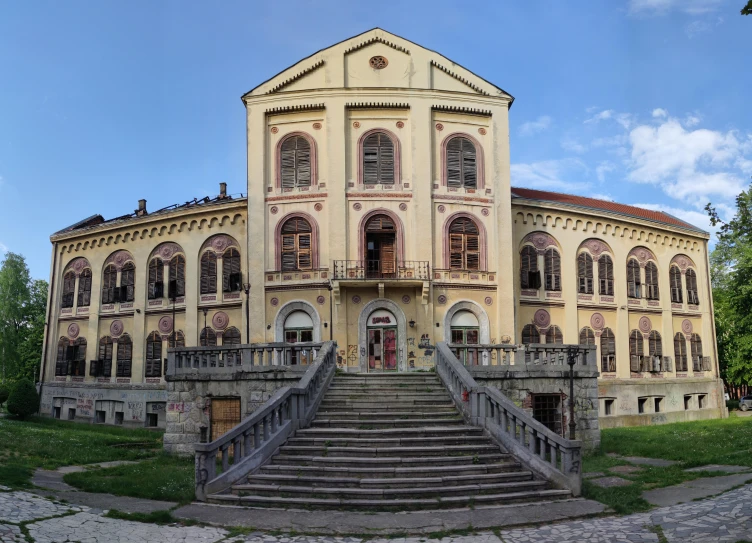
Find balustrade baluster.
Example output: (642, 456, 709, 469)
(221, 445, 229, 472)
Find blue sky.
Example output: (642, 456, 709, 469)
(1, 0, 750, 280)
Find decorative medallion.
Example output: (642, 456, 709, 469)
(590, 312, 605, 331)
(312, 122, 322, 130)
(478, 127, 487, 135)
(157, 242, 181, 260)
(212, 311, 229, 330)
(437, 294, 447, 305)
(435, 123, 444, 131)
(67, 323, 80, 340)
(353, 203, 362, 211)
(523, 232, 557, 254)
(396, 121, 404, 129)
(369, 55, 388, 69)
(352, 295, 361, 305)
(70, 258, 90, 275)
(352, 121, 361, 129)
(583, 239, 609, 259)
(671, 255, 692, 271)
(314, 203, 323, 212)
(158, 316, 173, 335)
(270, 206, 279, 215)
(402, 295, 411, 304)
(481, 208, 490, 217)
(682, 319, 693, 335)
(270, 126, 278, 134)
(105, 251, 132, 270)
(638, 316, 652, 334)
(316, 295, 326, 305)
(484, 297, 493, 306)
(210, 235, 234, 252)
(110, 320, 124, 338)
(437, 205, 446, 213)
(533, 309, 551, 329)
(399, 203, 407, 211)
(628, 246, 656, 265)
(270, 297, 279, 307)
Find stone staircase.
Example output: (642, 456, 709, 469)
(207, 372, 571, 509)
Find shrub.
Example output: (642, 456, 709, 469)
(0, 385, 9, 407)
(727, 399, 740, 411)
(7, 379, 39, 419)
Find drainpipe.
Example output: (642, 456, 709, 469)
(38, 240, 59, 410)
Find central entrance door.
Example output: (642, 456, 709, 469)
(367, 309, 398, 371)
(364, 215, 396, 279)
(450, 310, 480, 366)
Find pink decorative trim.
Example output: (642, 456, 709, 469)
(671, 254, 696, 271)
(274, 132, 318, 189)
(274, 211, 320, 270)
(352, 121, 360, 129)
(200, 234, 240, 255)
(353, 203, 362, 211)
(265, 193, 328, 202)
(534, 309, 551, 329)
(435, 123, 444, 131)
(352, 295, 361, 304)
(439, 132, 486, 190)
(357, 128, 402, 187)
(481, 208, 490, 216)
(628, 246, 657, 265)
(316, 295, 326, 305)
(64, 257, 91, 277)
(590, 313, 605, 331)
(270, 126, 278, 134)
(347, 192, 412, 199)
(681, 319, 693, 335)
(638, 316, 652, 334)
(312, 122, 322, 130)
(402, 295, 411, 304)
(314, 203, 323, 212)
(150, 242, 183, 261)
(579, 238, 611, 259)
(357, 208, 405, 262)
(158, 316, 173, 334)
(110, 320, 124, 338)
(212, 311, 229, 330)
(437, 205, 446, 213)
(437, 294, 447, 305)
(521, 232, 559, 254)
(478, 128, 487, 135)
(270, 297, 279, 306)
(399, 203, 407, 211)
(484, 296, 493, 306)
(270, 206, 279, 215)
(432, 194, 493, 204)
(67, 323, 80, 340)
(104, 250, 135, 271)
(442, 212, 488, 270)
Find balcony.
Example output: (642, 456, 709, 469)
(333, 260, 430, 281)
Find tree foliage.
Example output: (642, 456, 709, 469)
(743, 1, 752, 16)
(0, 253, 48, 383)
(7, 379, 39, 419)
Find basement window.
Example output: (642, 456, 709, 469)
(654, 397, 663, 413)
(95, 410, 106, 424)
(114, 412, 124, 425)
(54, 407, 61, 419)
(67, 408, 76, 421)
(638, 397, 647, 414)
(684, 395, 692, 410)
(146, 413, 158, 428)
(604, 399, 615, 416)
(532, 394, 563, 436)
(698, 394, 707, 409)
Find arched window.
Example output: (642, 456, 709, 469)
(449, 218, 480, 271)
(364, 214, 398, 278)
(670, 266, 683, 303)
(545, 325, 563, 344)
(577, 252, 593, 294)
(648, 330, 662, 372)
(61, 272, 76, 308)
(674, 333, 688, 372)
(522, 324, 539, 345)
(627, 259, 641, 299)
(601, 328, 616, 372)
(281, 218, 312, 271)
(222, 248, 241, 292)
(450, 311, 480, 347)
(148, 258, 164, 300)
(200, 327, 217, 347)
(363, 132, 395, 185)
(520, 246, 540, 289)
(55, 337, 68, 376)
(446, 137, 477, 189)
(223, 327, 241, 346)
(630, 330, 644, 372)
(579, 327, 595, 345)
(102, 265, 118, 304)
(78, 269, 92, 307)
(645, 262, 659, 300)
(200, 252, 217, 295)
(71, 338, 87, 377)
(686, 269, 699, 305)
(544, 248, 561, 291)
(97, 336, 114, 378)
(169, 255, 186, 298)
(284, 311, 314, 343)
(145, 331, 162, 378)
(116, 334, 132, 378)
(121, 262, 135, 302)
(691, 333, 703, 371)
(168, 330, 185, 349)
(598, 255, 614, 296)
(280, 135, 312, 188)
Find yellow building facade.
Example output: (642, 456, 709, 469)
(39, 29, 724, 428)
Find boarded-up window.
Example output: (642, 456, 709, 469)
(55, 337, 68, 376)
(649, 330, 662, 358)
(148, 258, 164, 300)
(449, 217, 480, 270)
(520, 246, 540, 289)
(280, 135, 312, 188)
(61, 271, 76, 308)
(627, 259, 641, 299)
(670, 266, 683, 303)
(200, 252, 217, 295)
(645, 262, 659, 300)
(674, 333, 688, 372)
(200, 327, 217, 347)
(363, 132, 395, 185)
(96, 336, 114, 377)
(599, 255, 614, 296)
(579, 327, 595, 345)
(78, 269, 92, 307)
(691, 333, 703, 371)
(102, 265, 118, 304)
(222, 249, 242, 292)
(210, 398, 241, 441)
(121, 262, 135, 302)
(630, 330, 644, 372)
(601, 328, 616, 372)
(145, 331, 162, 378)
(522, 324, 539, 344)
(686, 269, 699, 305)
(281, 218, 313, 271)
(223, 327, 241, 346)
(116, 334, 132, 378)
(169, 255, 186, 298)
(577, 252, 593, 294)
(544, 248, 561, 291)
(545, 325, 563, 344)
(71, 337, 87, 377)
(446, 137, 477, 189)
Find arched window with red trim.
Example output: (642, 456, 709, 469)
(448, 217, 480, 271)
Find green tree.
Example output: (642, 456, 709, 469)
(6, 379, 39, 419)
(743, 1, 752, 15)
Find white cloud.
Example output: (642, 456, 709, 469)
(596, 161, 617, 182)
(519, 116, 552, 136)
(590, 193, 615, 202)
(0, 242, 8, 254)
(652, 108, 668, 118)
(628, 0, 721, 15)
(591, 135, 629, 148)
(684, 114, 701, 127)
(561, 136, 588, 154)
(585, 109, 632, 129)
(685, 17, 724, 38)
(510, 159, 590, 191)
(585, 110, 614, 124)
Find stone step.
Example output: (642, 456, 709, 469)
(295, 426, 484, 439)
(286, 435, 492, 447)
(270, 452, 509, 467)
(258, 462, 523, 478)
(209, 489, 572, 510)
(279, 444, 501, 458)
(246, 470, 533, 489)
(314, 411, 457, 421)
(323, 391, 450, 399)
(327, 385, 443, 392)
(319, 399, 454, 408)
(310, 417, 464, 429)
(334, 373, 438, 379)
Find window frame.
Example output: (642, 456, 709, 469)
(441, 133, 484, 190)
(577, 252, 594, 294)
(627, 259, 642, 299)
(670, 265, 683, 304)
(116, 334, 132, 378)
(601, 328, 616, 372)
(61, 271, 76, 309)
(77, 269, 92, 307)
(598, 254, 614, 296)
(280, 217, 313, 272)
(361, 131, 397, 185)
(200, 251, 218, 295)
(278, 134, 314, 189)
(445, 136, 478, 189)
(520, 245, 540, 289)
(544, 248, 561, 292)
(448, 217, 481, 271)
(222, 248, 242, 293)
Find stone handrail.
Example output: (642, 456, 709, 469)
(193, 341, 337, 500)
(448, 343, 596, 368)
(436, 342, 582, 496)
(166, 342, 322, 377)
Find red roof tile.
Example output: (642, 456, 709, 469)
(510, 187, 705, 234)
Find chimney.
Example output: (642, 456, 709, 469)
(219, 183, 227, 199)
(136, 199, 147, 216)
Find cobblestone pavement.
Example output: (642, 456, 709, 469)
(0, 523, 23, 543)
(0, 491, 86, 524)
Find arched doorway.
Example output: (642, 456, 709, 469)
(358, 299, 408, 372)
(284, 310, 314, 365)
(366, 309, 398, 371)
(364, 214, 397, 278)
(450, 310, 480, 366)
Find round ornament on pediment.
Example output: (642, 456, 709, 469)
(402, 295, 411, 304)
(529, 233, 555, 253)
(533, 309, 551, 329)
(638, 316, 652, 334)
(270, 206, 279, 215)
(673, 255, 691, 271)
(478, 128, 487, 135)
(437, 205, 446, 213)
(352, 121, 361, 129)
(270, 126, 279, 134)
(584, 239, 608, 258)
(211, 236, 230, 252)
(435, 123, 444, 131)
(114, 252, 128, 268)
(158, 316, 173, 334)
(396, 121, 404, 129)
(110, 320, 124, 338)
(481, 208, 490, 217)
(312, 122, 322, 130)
(71, 258, 89, 275)
(590, 312, 605, 331)
(67, 323, 80, 340)
(369, 55, 388, 69)
(352, 203, 362, 211)
(399, 203, 407, 211)
(484, 297, 493, 306)
(682, 319, 693, 335)
(212, 311, 229, 330)
(314, 203, 323, 212)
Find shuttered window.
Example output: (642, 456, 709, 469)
(449, 218, 480, 271)
(446, 137, 477, 189)
(691, 333, 703, 371)
(598, 255, 614, 296)
(280, 135, 312, 188)
(601, 328, 616, 372)
(102, 265, 118, 304)
(200, 327, 217, 347)
(222, 249, 242, 292)
(200, 252, 217, 295)
(121, 262, 135, 302)
(55, 337, 68, 376)
(169, 255, 186, 298)
(116, 334, 132, 378)
(145, 331, 162, 378)
(223, 327, 241, 346)
(522, 324, 539, 344)
(544, 248, 561, 291)
(362, 132, 395, 185)
(579, 327, 595, 345)
(670, 266, 683, 303)
(649, 330, 662, 358)
(71, 337, 87, 377)
(148, 258, 164, 300)
(545, 325, 563, 344)
(645, 262, 659, 300)
(95, 336, 113, 377)
(627, 259, 641, 299)
(674, 333, 688, 372)
(77, 269, 92, 307)
(630, 330, 644, 372)
(686, 269, 699, 305)
(577, 252, 593, 294)
(168, 330, 185, 348)
(281, 218, 313, 271)
(520, 246, 540, 289)
(61, 271, 76, 308)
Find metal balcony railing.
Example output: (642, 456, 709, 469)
(333, 260, 430, 281)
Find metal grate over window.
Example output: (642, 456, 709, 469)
(533, 394, 563, 436)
